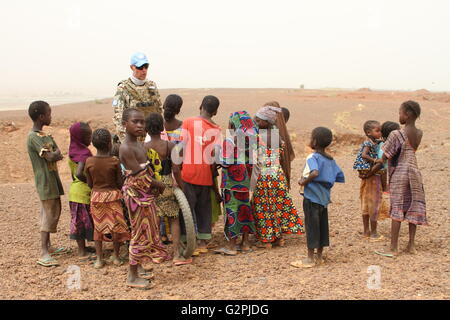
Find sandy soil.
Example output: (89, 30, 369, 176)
(0, 88, 449, 300)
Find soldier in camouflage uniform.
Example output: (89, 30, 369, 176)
(112, 52, 162, 141)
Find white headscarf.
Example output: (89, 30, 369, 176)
(255, 105, 281, 124)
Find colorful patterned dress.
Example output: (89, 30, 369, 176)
(122, 165, 171, 265)
(147, 146, 180, 218)
(221, 137, 256, 239)
(382, 129, 427, 225)
(90, 189, 130, 242)
(221, 111, 258, 239)
(251, 139, 304, 243)
(166, 126, 183, 144)
(85, 156, 130, 243)
(353, 140, 378, 172)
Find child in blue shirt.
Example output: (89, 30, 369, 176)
(291, 127, 345, 268)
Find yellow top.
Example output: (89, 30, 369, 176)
(68, 159, 91, 204)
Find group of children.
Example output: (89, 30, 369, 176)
(353, 100, 427, 257)
(26, 97, 426, 289)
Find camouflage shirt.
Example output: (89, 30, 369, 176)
(112, 78, 162, 141)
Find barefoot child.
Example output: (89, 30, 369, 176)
(85, 129, 131, 268)
(365, 121, 401, 220)
(27, 101, 66, 267)
(119, 108, 169, 289)
(252, 105, 304, 249)
(377, 101, 427, 256)
(68, 122, 95, 259)
(291, 127, 345, 268)
(144, 113, 191, 266)
(353, 120, 384, 240)
(214, 111, 257, 255)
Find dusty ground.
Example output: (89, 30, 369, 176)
(0, 88, 449, 300)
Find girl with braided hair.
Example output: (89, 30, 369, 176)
(85, 128, 130, 269)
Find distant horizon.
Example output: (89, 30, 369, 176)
(0, 86, 447, 112)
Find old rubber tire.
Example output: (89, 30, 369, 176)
(173, 187, 196, 258)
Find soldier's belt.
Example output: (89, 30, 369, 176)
(136, 101, 155, 107)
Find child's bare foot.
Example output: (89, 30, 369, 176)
(315, 256, 325, 265)
(255, 242, 272, 249)
(274, 238, 285, 247)
(206, 241, 218, 249)
(77, 248, 87, 257)
(213, 247, 237, 256)
(290, 257, 315, 268)
(138, 264, 155, 279)
(141, 263, 154, 272)
(94, 259, 105, 269)
(127, 274, 153, 289)
(370, 234, 385, 242)
(404, 244, 417, 255)
(109, 255, 124, 266)
(239, 241, 253, 253)
(78, 252, 95, 261)
(197, 240, 208, 252)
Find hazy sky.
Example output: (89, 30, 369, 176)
(1, 0, 449, 98)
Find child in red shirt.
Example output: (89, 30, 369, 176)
(179, 96, 222, 252)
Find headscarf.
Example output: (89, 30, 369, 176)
(255, 106, 280, 125)
(255, 104, 296, 188)
(69, 122, 92, 163)
(223, 111, 257, 166)
(229, 110, 257, 136)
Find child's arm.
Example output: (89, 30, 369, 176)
(210, 165, 222, 203)
(364, 162, 383, 178)
(172, 163, 184, 191)
(119, 144, 145, 175)
(42, 149, 63, 162)
(169, 142, 184, 190)
(29, 134, 63, 162)
(119, 144, 166, 193)
(143, 141, 151, 152)
(298, 154, 319, 186)
(75, 161, 87, 183)
(47, 139, 64, 162)
(299, 170, 319, 186)
(361, 145, 376, 165)
(115, 162, 124, 189)
(84, 164, 93, 189)
(336, 168, 345, 183)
